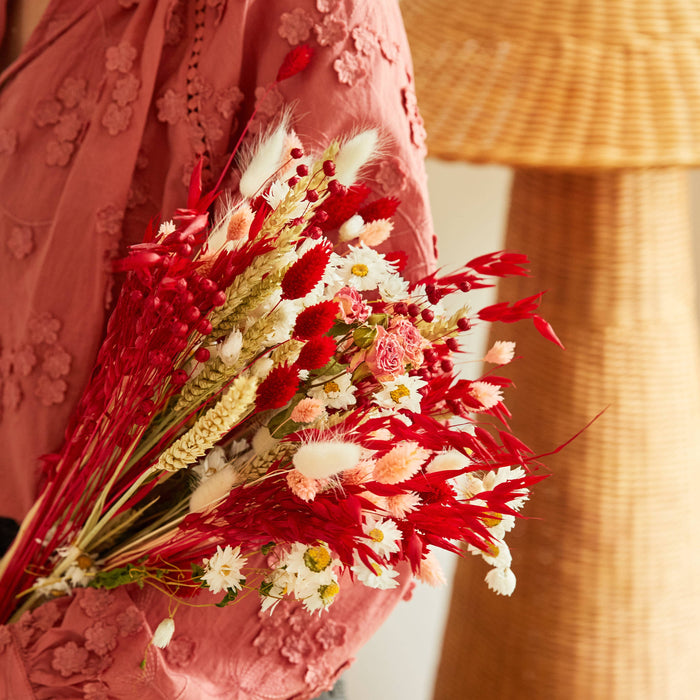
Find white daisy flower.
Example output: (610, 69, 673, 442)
(485, 566, 517, 596)
(202, 545, 247, 594)
(363, 516, 402, 558)
(301, 579, 341, 613)
(469, 537, 512, 569)
(378, 273, 410, 302)
(452, 473, 484, 500)
(65, 564, 95, 588)
(335, 244, 397, 292)
(33, 577, 71, 598)
(352, 558, 400, 590)
(374, 374, 427, 414)
(307, 372, 357, 409)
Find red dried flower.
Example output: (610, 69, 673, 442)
(318, 184, 371, 231)
(276, 45, 314, 82)
(358, 196, 400, 223)
(256, 363, 300, 411)
(296, 336, 337, 370)
(281, 243, 331, 300)
(293, 300, 339, 340)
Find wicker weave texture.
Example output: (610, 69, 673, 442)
(434, 168, 700, 698)
(403, 0, 700, 167)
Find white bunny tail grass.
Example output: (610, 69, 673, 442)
(238, 115, 291, 199)
(292, 440, 362, 480)
(334, 129, 379, 186)
(189, 465, 238, 512)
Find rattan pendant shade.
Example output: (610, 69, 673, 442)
(403, 0, 700, 168)
(402, 1, 700, 698)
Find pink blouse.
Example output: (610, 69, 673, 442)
(0, 0, 436, 697)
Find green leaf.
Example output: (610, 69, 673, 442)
(261, 542, 275, 556)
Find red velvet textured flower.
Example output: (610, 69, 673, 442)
(358, 196, 400, 223)
(281, 243, 332, 300)
(296, 336, 337, 370)
(293, 300, 339, 340)
(317, 184, 370, 231)
(256, 363, 300, 411)
(276, 45, 314, 82)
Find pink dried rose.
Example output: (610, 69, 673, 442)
(334, 286, 371, 323)
(364, 326, 406, 381)
(389, 317, 429, 366)
(291, 397, 324, 423)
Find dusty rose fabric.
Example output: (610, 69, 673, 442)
(0, 0, 435, 697)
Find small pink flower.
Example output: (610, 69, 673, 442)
(156, 89, 187, 124)
(286, 470, 321, 502)
(52, 641, 88, 677)
(379, 37, 400, 64)
(57, 77, 87, 108)
(105, 41, 137, 73)
(375, 157, 408, 194)
(469, 381, 503, 410)
(102, 103, 132, 136)
(96, 205, 124, 237)
(45, 140, 74, 166)
(342, 458, 375, 486)
(112, 73, 140, 106)
(315, 16, 347, 46)
(291, 397, 324, 423)
(216, 85, 244, 119)
(7, 226, 34, 260)
(84, 621, 118, 656)
(389, 317, 429, 366)
(364, 326, 406, 381)
(333, 51, 368, 86)
(83, 681, 110, 700)
(33, 98, 62, 127)
(12, 345, 37, 377)
(164, 635, 196, 667)
(352, 26, 378, 55)
(359, 219, 393, 248)
(314, 619, 346, 650)
(79, 588, 113, 618)
(0, 128, 17, 155)
(334, 286, 371, 323)
(417, 551, 447, 587)
(278, 8, 314, 45)
(249, 85, 285, 135)
(116, 606, 143, 636)
(385, 491, 422, 517)
(484, 340, 516, 365)
(43, 345, 72, 378)
(54, 112, 83, 142)
(28, 312, 61, 345)
(35, 374, 67, 406)
(373, 442, 429, 484)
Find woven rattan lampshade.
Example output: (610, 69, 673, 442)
(402, 0, 700, 167)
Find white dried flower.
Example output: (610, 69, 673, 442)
(293, 441, 362, 479)
(152, 618, 175, 648)
(239, 123, 287, 198)
(335, 129, 378, 186)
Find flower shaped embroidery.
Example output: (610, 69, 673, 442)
(43, 345, 72, 379)
(54, 112, 83, 142)
(216, 86, 244, 120)
(333, 51, 369, 86)
(112, 74, 140, 107)
(253, 625, 282, 656)
(200, 112, 224, 145)
(105, 41, 137, 73)
(379, 37, 400, 64)
(314, 619, 346, 650)
(96, 205, 124, 238)
(278, 8, 314, 45)
(304, 661, 333, 690)
(11, 345, 37, 377)
(32, 601, 62, 631)
(33, 98, 62, 127)
(7, 226, 34, 260)
(84, 621, 118, 656)
(28, 312, 61, 345)
(0, 129, 17, 155)
(52, 641, 89, 678)
(117, 606, 143, 636)
(249, 85, 285, 135)
(402, 82, 428, 153)
(314, 16, 347, 47)
(352, 26, 378, 56)
(83, 682, 110, 700)
(375, 157, 408, 194)
(45, 140, 74, 167)
(164, 635, 196, 667)
(156, 89, 187, 124)
(79, 588, 113, 618)
(35, 374, 67, 406)
(280, 633, 314, 665)
(57, 77, 87, 109)
(102, 103, 133, 136)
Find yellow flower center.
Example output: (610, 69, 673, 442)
(77, 554, 93, 570)
(485, 541, 500, 558)
(389, 384, 410, 404)
(368, 528, 384, 542)
(304, 545, 332, 572)
(370, 562, 383, 576)
(324, 380, 340, 394)
(220, 564, 233, 577)
(318, 581, 340, 604)
(351, 263, 369, 277)
(481, 512, 503, 528)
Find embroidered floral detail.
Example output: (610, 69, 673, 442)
(304, 660, 332, 690)
(156, 89, 188, 124)
(96, 205, 125, 238)
(54, 112, 83, 143)
(379, 37, 400, 64)
(216, 86, 244, 120)
(333, 51, 369, 86)
(375, 157, 408, 194)
(32, 601, 62, 631)
(84, 621, 118, 656)
(280, 633, 314, 665)
(253, 624, 282, 656)
(28, 312, 61, 345)
(112, 74, 140, 107)
(33, 99, 62, 127)
(316, 0, 340, 12)
(164, 635, 196, 667)
(7, 226, 34, 260)
(249, 85, 285, 135)
(42, 345, 72, 379)
(117, 606, 143, 636)
(314, 618, 346, 650)
(352, 26, 378, 56)
(83, 681, 110, 700)
(105, 41, 137, 73)
(14, 612, 36, 649)
(46, 140, 75, 167)
(11, 345, 37, 377)
(200, 112, 224, 146)
(102, 103, 133, 136)
(314, 16, 347, 47)
(278, 8, 315, 46)
(0, 129, 17, 155)
(79, 588, 113, 618)
(401, 82, 427, 154)
(57, 77, 87, 109)
(0, 626, 11, 651)
(35, 374, 68, 406)
(127, 183, 148, 209)
(52, 641, 89, 677)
